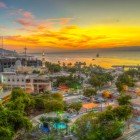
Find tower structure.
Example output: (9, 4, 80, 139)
(24, 46, 27, 66)
(42, 51, 46, 68)
(1, 36, 4, 56)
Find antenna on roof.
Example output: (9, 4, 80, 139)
(1, 36, 4, 56)
(24, 46, 27, 57)
(2, 36, 3, 49)
(42, 50, 46, 68)
(24, 46, 27, 66)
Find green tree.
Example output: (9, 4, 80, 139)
(9, 88, 35, 115)
(51, 93, 63, 101)
(6, 98, 25, 112)
(10, 87, 25, 101)
(53, 75, 81, 89)
(89, 74, 107, 90)
(45, 100, 64, 113)
(0, 127, 13, 140)
(116, 74, 135, 92)
(113, 105, 132, 121)
(67, 67, 77, 73)
(74, 105, 132, 140)
(34, 97, 46, 110)
(125, 69, 139, 78)
(89, 72, 114, 90)
(0, 108, 32, 139)
(83, 88, 97, 98)
(115, 81, 124, 92)
(117, 94, 132, 106)
(67, 102, 82, 113)
(45, 62, 62, 73)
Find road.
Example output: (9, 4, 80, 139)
(119, 130, 140, 140)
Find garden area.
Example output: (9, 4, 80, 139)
(0, 65, 139, 140)
(23, 113, 70, 140)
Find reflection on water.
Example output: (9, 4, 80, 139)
(33, 51, 140, 68)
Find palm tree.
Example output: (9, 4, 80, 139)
(67, 62, 72, 67)
(0, 127, 14, 139)
(62, 62, 66, 67)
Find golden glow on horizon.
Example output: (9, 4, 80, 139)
(4, 25, 140, 51)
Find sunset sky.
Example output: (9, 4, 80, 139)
(0, 0, 140, 52)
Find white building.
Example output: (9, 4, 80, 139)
(0, 72, 26, 88)
(0, 72, 52, 93)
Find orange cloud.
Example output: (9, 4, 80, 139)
(15, 10, 37, 27)
(4, 25, 140, 52)
(11, 8, 74, 32)
(15, 11, 74, 29)
(47, 18, 74, 26)
(16, 18, 36, 27)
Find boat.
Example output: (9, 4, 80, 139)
(96, 53, 99, 58)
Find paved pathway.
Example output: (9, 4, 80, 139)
(119, 129, 140, 140)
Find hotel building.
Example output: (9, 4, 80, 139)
(0, 72, 52, 93)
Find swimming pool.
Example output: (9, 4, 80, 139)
(40, 124, 50, 133)
(132, 116, 140, 130)
(133, 124, 140, 130)
(53, 122, 67, 130)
